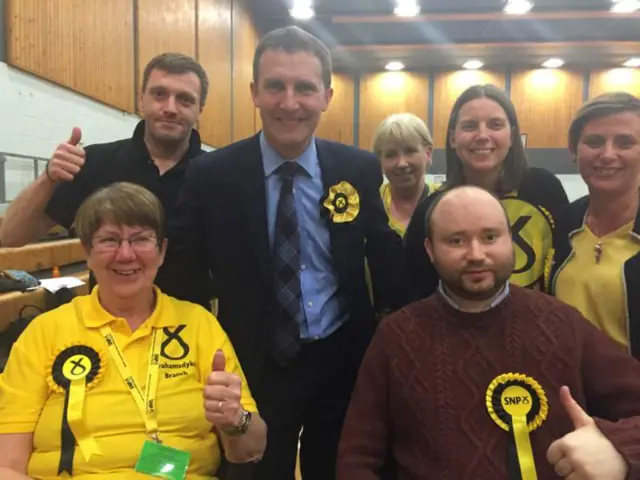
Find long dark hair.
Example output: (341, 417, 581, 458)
(444, 84, 529, 195)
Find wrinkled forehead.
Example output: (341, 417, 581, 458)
(257, 49, 324, 85)
(145, 69, 201, 98)
(93, 220, 155, 236)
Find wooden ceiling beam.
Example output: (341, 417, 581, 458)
(334, 40, 640, 52)
(331, 10, 640, 23)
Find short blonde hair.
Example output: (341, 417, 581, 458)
(74, 182, 165, 248)
(372, 113, 434, 157)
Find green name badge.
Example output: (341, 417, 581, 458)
(135, 439, 191, 480)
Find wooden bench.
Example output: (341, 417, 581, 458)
(0, 270, 90, 332)
(0, 238, 86, 272)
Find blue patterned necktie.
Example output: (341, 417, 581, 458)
(271, 161, 304, 364)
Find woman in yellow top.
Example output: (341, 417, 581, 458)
(0, 182, 266, 479)
(372, 113, 436, 236)
(547, 92, 640, 358)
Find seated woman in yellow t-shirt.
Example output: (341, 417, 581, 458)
(372, 113, 437, 236)
(547, 92, 640, 357)
(0, 182, 266, 480)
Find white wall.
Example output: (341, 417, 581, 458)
(0, 62, 213, 212)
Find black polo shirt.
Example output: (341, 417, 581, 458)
(45, 120, 212, 307)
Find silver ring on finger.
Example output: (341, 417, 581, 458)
(218, 400, 224, 411)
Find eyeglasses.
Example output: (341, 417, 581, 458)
(91, 234, 159, 253)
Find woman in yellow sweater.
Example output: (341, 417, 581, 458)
(548, 92, 640, 357)
(0, 182, 266, 479)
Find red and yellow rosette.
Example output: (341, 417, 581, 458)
(486, 373, 548, 480)
(322, 181, 360, 223)
(47, 344, 105, 475)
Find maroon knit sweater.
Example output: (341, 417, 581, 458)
(337, 286, 640, 480)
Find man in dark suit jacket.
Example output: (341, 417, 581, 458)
(169, 26, 406, 480)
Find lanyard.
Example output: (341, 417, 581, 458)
(100, 326, 162, 442)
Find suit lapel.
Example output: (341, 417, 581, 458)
(316, 139, 349, 283)
(237, 135, 273, 286)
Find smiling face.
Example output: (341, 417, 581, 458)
(450, 97, 514, 179)
(575, 111, 640, 196)
(87, 223, 166, 301)
(380, 140, 431, 191)
(251, 49, 333, 159)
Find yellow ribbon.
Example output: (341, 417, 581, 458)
(512, 414, 536, 480)
(67, 378, 101, 461)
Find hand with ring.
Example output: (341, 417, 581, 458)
(203, 349, 244, 431)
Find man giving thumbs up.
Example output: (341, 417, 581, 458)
(547, 386, 628, 479)
(204, 349, 267, 464)
(0, 53, 212, 308)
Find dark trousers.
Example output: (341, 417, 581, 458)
(228, 322, 366, 480)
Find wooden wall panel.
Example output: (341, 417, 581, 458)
(198, 0, 232, 147)
(7, 0, 135, 112)
(511, 69, 584, 148)
(589, 68, 640, 99)
(232, 0, 260, 141)
(137, 0, 197, 95)
(316, 74, 355, 144)
(433, 70, 506, 148)
(358, 72, 430, 152)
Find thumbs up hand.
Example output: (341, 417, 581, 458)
(203, 349, 244, 431)
(45, 127, 86, 183)
(546, 386, 628, 479)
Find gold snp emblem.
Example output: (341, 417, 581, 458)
(48, 344, 105, 474)
(322, 181, 360, 224)
(486, 373, 548, 480)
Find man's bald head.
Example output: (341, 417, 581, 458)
(424, 185, 510, 242)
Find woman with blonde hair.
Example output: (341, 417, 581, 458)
(373, 113, 436, 236)
(548, 92, 640, 358)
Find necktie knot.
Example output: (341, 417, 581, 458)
(276, 161, 301, 180)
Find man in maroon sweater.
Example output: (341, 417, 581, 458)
(337, 185, 640, 480)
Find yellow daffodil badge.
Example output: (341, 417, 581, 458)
(322, 181, 360, 224)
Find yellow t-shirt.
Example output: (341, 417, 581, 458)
(0, 287, 257, 479)
(555, 221, 640, 347)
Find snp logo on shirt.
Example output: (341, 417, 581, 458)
(160, 325, 195, 379)
(160, 325, 190, 360)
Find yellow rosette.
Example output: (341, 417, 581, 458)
(322, 181, 360, 223)
(486, 373, 548, 480)
(47, 344, 105, 475)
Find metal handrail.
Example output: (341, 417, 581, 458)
(0, 151, 50, 205)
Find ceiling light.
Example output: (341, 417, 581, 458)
(463, 59, 484, 70)
(289, 1, 314, 20)
(385, 61, 405, 71)
(503, 0, 534, 14)
(541, 58, 565, 68)
(623, 57, 640, 67)
(610, 0, 640, 12)
(394, 0, 420, 17)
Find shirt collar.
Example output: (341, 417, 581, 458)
(260, 131, 317, 179)
(438, 281, 510, 312)
(78, 285, 182, 329)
